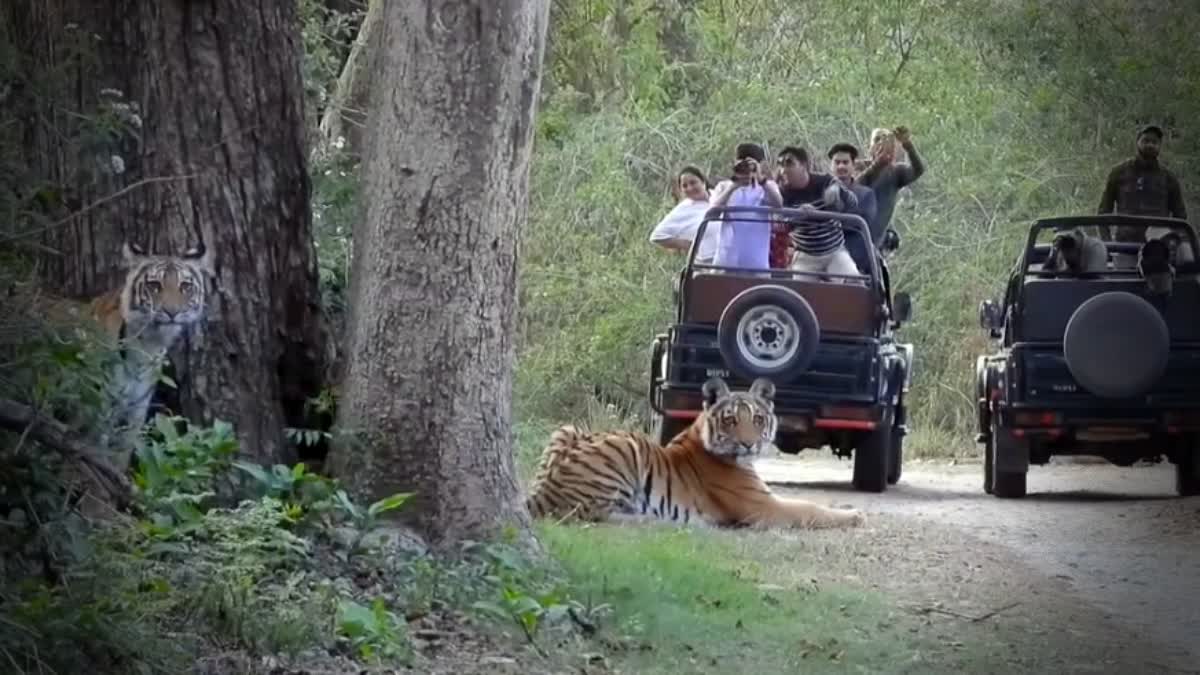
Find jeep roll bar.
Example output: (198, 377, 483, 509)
(687, 205, 880, 283)
(1018, 214, 1199, 280)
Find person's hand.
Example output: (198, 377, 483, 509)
(753, 158, 770, 184)
(743, 158, 763, 182)
(893, 126, 911, 145)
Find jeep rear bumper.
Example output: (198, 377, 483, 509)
(653, 384, 888, 432)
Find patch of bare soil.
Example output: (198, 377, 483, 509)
(755, 453, 1200, 675)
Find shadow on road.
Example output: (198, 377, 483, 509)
(766, 479, 1182, 504)
(1015, 490, 1179, 503)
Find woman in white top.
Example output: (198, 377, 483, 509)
(649, 166, 720, 264)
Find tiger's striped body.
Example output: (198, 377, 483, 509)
(525, 378, 864, 530)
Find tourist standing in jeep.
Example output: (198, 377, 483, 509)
(858, 126, 926, 245)
(1097, 124, 1188, 244)
(828, 142, 878, 236)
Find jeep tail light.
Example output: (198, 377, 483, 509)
(818, 405, 875, 421)
(1012, 411, 1061, 426)
(1164, 411, 1200, 430)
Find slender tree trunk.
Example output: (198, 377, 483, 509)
(13, 0, 325, 465)
(316, 0, 381, 164)
(329, 0, 550, 549)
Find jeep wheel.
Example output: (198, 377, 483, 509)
(983, 436, 994, 495)
(989, 419, 1027, 499)
(775, 431, 803, 455)
(887, 398, 905, 485)
(717, 285, 821, 382)
(1176, 442, 1200, 497)
(853, 411, 891, 493)
(1064, 291, 1169, 399)
(887, 429, 903, 485)
(654, 414, 691, 446)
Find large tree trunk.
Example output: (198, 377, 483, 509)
(12, 0, 326, 465)
(329, 0, 550, 549)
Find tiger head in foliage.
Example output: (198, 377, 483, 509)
(104, 241, 214, 348)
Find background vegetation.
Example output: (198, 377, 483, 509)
(505, 0, 1200, 465)
(289, 1, 1200, 470)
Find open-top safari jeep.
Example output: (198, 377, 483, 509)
(648, 205, 914, 493)
(975, 214, 1200, 498)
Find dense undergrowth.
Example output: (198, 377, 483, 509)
(0, 400, 592, 674)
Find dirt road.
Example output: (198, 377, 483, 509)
(756, 454, 1200, 674)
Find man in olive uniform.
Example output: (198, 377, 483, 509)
(1097, 124, 1188, 243)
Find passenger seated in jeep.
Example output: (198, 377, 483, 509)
(649, 166, 717, 264)
(1139, 237, 1175, 296)
(1040, 228, 1108, 276)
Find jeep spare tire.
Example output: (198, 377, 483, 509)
(717, 285, 821, 381)
(1063, 291, 1168, 399)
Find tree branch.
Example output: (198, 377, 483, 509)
(0, 174, 199, 245)
(0, 397, 132, 508)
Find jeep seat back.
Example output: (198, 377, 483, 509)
(1019, 277, 1200, 342)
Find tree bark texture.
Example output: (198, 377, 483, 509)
(329, 0, 551, 549)
(10, 1, 326, 465)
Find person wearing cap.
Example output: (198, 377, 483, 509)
(827, 142, 879, 242)
(1098, 124, 1187, 243)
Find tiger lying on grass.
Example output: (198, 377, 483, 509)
(525, 377, 865, 530)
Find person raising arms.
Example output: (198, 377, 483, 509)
(858, 126, 926, 242)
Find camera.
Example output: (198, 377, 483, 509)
(733, 157, 755, 174)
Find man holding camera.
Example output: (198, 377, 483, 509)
(708, 143, 783, 269)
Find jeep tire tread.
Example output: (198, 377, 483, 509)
(887, 423, 903, 485)
(989, 419, 1027, 499)
(1176, 442, 1200, 498)
(853, 411, 892, 493)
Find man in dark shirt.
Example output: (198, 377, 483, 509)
(777, 146, 844, 205)
(773, 146, 861, 275)
(1098, 124, 1188, 243)
(858, 126, 926, 241)
(828, 142, 879, 242)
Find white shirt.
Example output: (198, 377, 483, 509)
(649, 198, 719, 262)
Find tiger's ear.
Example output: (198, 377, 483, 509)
(701, 377, 730, 407)
(748, 378, 776, 402)
(121, 241, 148, 267)
(182, 241, 215, 274)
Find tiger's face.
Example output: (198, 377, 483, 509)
(699, 377, 778, 461)
(119, 241, 213, 340)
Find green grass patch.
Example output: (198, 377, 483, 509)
(540, 522, 953, 674)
